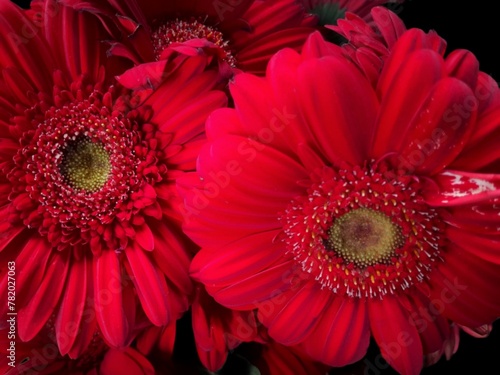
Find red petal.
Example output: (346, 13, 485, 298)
(266, 281, 331, 345)
(445, 49, 479, 90)
(93, 250, 129, 347)
(296, 56, 379, 165)
(68, 258, 98, 359)
(372, 49, 444, 158)
(55, 257, 88, 355)
(18, 250, 70, 341)
(135, 222, 154, 251)
(190, 230, 285, 286)
(100, 348, 155, 375)
(424, 170, 500, 206)
(41, 1, 103, 82)
(378, 28, 446, 98)
(371, 6, 407, 48)
(3, 235, 51, 307)
(447, 226, 500, 264)
(207, 260, 297, 310)
(180, 135, 307, 246)
(301, 31, 343, 59)
(0, 1, 54, 91)
(191, 292, 229, 372)
(451, 99, 500, 172)
(117, 61, 168, 90)
(406, 290, 453, 365)
(149, 222, 192, 296)
(442, 199, 500, 234)
(236, 27, 314, 75)
(304, 297, 370, 366)
(430, 246, 500, 327)
(397, 78, 477, 175)
(369, 296, 424, 375)
(460, 324, 492, 338)
(125, 243, 169, 326)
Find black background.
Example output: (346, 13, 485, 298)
(8, 0, 500, 374)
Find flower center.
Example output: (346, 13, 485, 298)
(151, 18, 236, 66)
(328, 208, 404, 267)
(60, 136, 111, 192)
(280, 162, 445, 299)
(10, 89, 160, 253)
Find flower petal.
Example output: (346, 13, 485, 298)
(396, 77, 477, 175)
(369, 296, 424, 375)
(18, 250, 70, 341)
(55, 257, 88, 355)
(208, 259, 298, 310)
(424, 170, 500, 206)
(372, 49, 444, 158)
(191, 230, 285, 286)
(180, 135, 307, 246)
(93, 250, 129, 347)
(265, 281, 331, 345)
(447, 226, 500, 264)
(125, 243, 169, 326)
(100, 348, 155, 375)
(303, 297, 370, 366)
(296, 56, 379, 165)
(430, 246, 500, 328)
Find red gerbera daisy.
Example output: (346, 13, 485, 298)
(0, 322, 158, 375)
(191, 283, 263, 371)
(179, 22, 500, 375)
(60, 0, 316, 76)
(0, 0, 226, 356)
(328, 6, 423, 86)
(301, 0, 401, 25)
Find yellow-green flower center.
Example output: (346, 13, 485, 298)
(328, 208, 404, 267)
(60, 136, 111, 192)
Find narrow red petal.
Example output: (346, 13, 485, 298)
(68, 258, 97, 359)
(56, 257, 87, 355)
(149, 222, 193, 296)
(135, 222, 154, 251)
(93, 250, 129, 347)
(125, 243, 169, 326)
(18, 250, 70, 341)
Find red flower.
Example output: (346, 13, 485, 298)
(191, 284, 263, 371)
(180, 22, 500, 375)
(301, 0, 401, 25)
(59, 0, 316, 76)
(0, 323, 158, 375)
(329, 6, 426, 86)
(0, 0, 226, 357)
